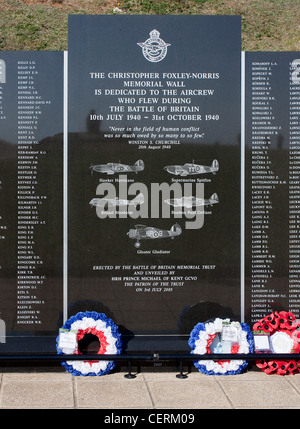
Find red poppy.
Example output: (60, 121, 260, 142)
(285, 320, 294, 331)
(258, 359, 298, 375)
(263, 313, 275, 322)
(264, 361, 278, 374)
(273, 311, 281, 320)
(252, 321, 264, 331)
(260, 321, 274, 333)
(285, 361, 298, 375)
(278, 317, 287, 329)
(256, 359, 268, 369)
(280, 311, 296, 322)
(278, 311, 295, 330)
(291, 328, 300, 342)
(276, 361, 290, 375)
(263, 313, 280, 330)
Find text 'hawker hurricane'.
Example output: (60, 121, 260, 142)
(90, 160, 144, 175)
(127, 224, 182, 248)
(164, 159, 219, 176)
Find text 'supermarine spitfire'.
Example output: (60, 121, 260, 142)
(89, 193, 144, 208)
(165, 193, 219, 208)
(127, 224, 182, 248)
(164, 159, 219, 176)
(90, 160, 144, 175)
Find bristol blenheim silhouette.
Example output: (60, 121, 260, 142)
(89, 193, 145, 208)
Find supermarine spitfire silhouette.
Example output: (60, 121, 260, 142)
(164, 160, 219, 177)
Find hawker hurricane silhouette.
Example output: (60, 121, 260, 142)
(165, 193, 219, 208)
(127, 223, 182, 248)
(89, 160, 144, 175)
(164, 160, 219, 176)
(89, 193, 144, 208)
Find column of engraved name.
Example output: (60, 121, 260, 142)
(0, 59, 7, 282)
(250, 61, 284, 321)
(16, 60, 47, 326)
(288, 59, 300, 317)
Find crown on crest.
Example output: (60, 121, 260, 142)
(149, 29, 160, 39)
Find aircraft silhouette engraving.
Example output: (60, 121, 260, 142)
(164, 159, 219, 176)
(165, 193, 219, 208)
(90, 160, 144, 175)
(127, 223, 182, 248)
(89, 193, 144, 208)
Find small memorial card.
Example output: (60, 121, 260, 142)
(58, 329, 78, 354)
(253, 331, 271, 351)
(221, 324, 239, 342)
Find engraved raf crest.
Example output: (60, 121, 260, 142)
(137, 29, 171, 63)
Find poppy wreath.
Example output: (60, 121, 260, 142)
(56, 311, 122, 376)
(188, 318, 254, 375)
(253, 311, 300, 375)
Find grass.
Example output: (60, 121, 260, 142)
(0, 0, 299, 51)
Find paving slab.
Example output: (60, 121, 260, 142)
(142, 375, 232, 409)
(0, 372, 74, 409)
(74, 375, 154, 409)
(0, 367, 300, 409)
(216, 374, 300, 409)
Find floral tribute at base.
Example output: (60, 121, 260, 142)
(56, 311, 122, 376)
(188, 318, 254, 375)
(253, 311, 300, 375)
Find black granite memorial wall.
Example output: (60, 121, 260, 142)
(67, 15, 242, 351)
(1, 16, 299, 356)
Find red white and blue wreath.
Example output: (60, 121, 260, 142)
(188, 318, 254, 375)
(56, 311, 122, 376)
